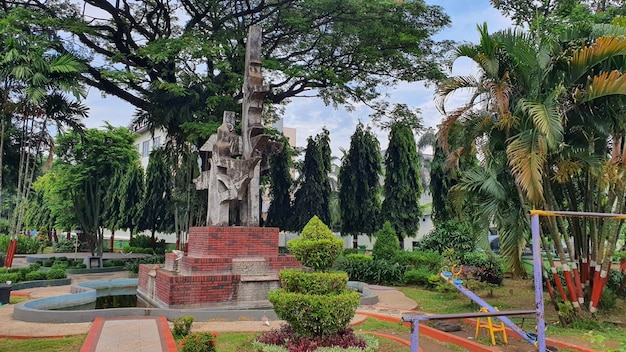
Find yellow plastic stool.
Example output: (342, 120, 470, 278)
(475, 307, 508, 345)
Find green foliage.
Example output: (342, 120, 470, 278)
(52, 239, 77, 253)
(334, 257, 405, 286)
(339, 123, 382, 236)
(45, 269, 66, 280)
(0, 273, 21, 283)
(381, 116, 423, 239)
(291, 130, 332, 230)
(265, 138, 294, 230)
(0, 235, 42, 254)
(123, 254, 165, 274)
(288, 216, 343, 271)
(268, 289, 360, 337)
(392, 250, 442, 271)
(414, 220, 476, 254)
(54, 125, 140, 256)
(372, 222, 400, 261)
(172, 316, 195, 339)
(24, 271, 48, 281)
(180, 332, 216, 352)
(279, 269, 348, 295)
(404, 267, 437, 287)
(140, 148, 173, 239)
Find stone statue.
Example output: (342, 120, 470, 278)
(194, 26, 282, 226)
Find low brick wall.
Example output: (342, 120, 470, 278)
(187, 226, 279, 257)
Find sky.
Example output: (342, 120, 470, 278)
(82, 0, 513, 157)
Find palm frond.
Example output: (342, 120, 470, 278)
(573, 70, 626, 103)
(507, 131, 546, 206)
(518, 95, 563, 149)
(568, 36, 626, 85)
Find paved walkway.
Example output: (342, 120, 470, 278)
(80, 317, 177, 352)
(1, 258, 420, 351)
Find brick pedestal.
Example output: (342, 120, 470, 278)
(137, 226, 301, 309)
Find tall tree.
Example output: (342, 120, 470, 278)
(381, 107, 424, 248)
(339, 122, 382, 247)
(2, 0, 452, 148)
(55, 125, 137, 257)
(0, 7, 87, 267)
(265, 137, 294, 231)
(291, 129, 332, 230)
(141, 147, 172, 246)
(437, 22, 626, 312)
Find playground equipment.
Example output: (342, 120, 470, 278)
(402, 210, 548, 351)
(475, 307, 508, 345)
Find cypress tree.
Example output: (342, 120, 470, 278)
(141, 147, 172, 246)
(381, 121, 422, 248)
(339, 123, 382, 247)
(291, 129, 332, 230)
(266, 138, 294, 230)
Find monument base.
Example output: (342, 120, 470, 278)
(137, 226, 300, 309)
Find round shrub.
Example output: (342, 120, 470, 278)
(372, 222, 399, 261)
(279, 269, 348, 295)
(268, 289, 360, 336)
(179, 332, 216, 352)
(288, 216, 343, 271)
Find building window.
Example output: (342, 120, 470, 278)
(153, 136, 161, 149)
(142, 141, 150, 157)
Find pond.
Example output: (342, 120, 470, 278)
(52, 294, 140, 310)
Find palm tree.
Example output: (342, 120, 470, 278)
(437, 22, 626, 313)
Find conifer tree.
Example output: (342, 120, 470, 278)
(381, 120, 422, 248)
(291, 129, 332, 230)
(141, 148, 172, 246)
(266, 138, 294, 230)
(339, 123, 382, 247)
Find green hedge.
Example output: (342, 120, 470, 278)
(279, 269, 348, 295)
(268, 289, 360, 336)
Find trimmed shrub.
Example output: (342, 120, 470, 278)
(46, 269, 66, 280)
(0, 273, 20, 283)
(393, 250, 441, 271)
(288, 216, 343, 271)
(372, 222, 399, 261)
(269, 289, 360, 337)
(334, 256, 405, 286)
(279, 269, 348, 295)
(179, 332, 216, 352)
(25, 271, 48, 281)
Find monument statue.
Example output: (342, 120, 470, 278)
(194, 26, 281, 226)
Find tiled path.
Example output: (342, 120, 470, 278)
(80, 317, 177, 352)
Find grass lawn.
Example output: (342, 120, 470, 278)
(0, 335, 85, 352)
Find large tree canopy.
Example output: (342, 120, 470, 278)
(2, 0, 451, 145)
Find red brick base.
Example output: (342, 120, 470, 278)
(137, 226, 301, 308)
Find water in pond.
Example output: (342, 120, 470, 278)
(53, 295, 140, 311)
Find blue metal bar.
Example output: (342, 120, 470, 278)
(531, 213, 547, 352)
(410, 320, 419, 352)
(440, 272, 537, 345)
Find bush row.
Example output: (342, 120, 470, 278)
(0, 235, 43, 254)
